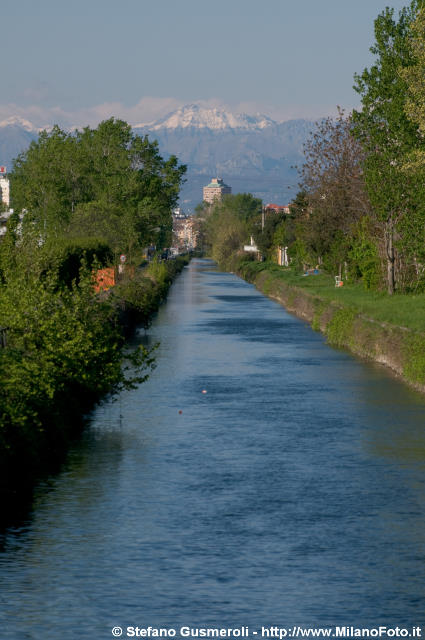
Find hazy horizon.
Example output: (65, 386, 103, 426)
(2, 0, 411, 129)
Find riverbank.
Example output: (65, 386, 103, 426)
(238, 261, 425, 394)
(0, 255, 189, 508)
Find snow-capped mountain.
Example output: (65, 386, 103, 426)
(136, 104, 275, 131)
(0, 116, 39, 132)
(0, 104, 313, 207)
(0, 118, 39, 172)
(135, 105, 312, 208)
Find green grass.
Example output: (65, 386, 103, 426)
(240, 261, 425, 333)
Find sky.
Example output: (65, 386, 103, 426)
(1, 0, 411, 127)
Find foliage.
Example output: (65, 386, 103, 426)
(201, 193, 261, 269)
(146, 257, 170, 288)
(404, 333, 425, 384)
(113, 255, 189, 330)
(325, 307, 356, 347)
(347, 217, 382, 290)
(353, 2, 424, 294)
(311, 299, 328, 332)
(299, 109, 370, 276)
(0, 249, 189, 489)
(398, 2, 425, 162)
(10, 118, 186, 257)
(0, 214, 112, 287)
(221, 192, 262, 224)
(0, 117, 188, 492)
(41, 237, 113, 286)
(0, 265, 155, 486)
(197, 14, 425, 295)
(254, 212, 287, 257)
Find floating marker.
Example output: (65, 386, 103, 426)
(178, 410, 183, 414)
(202, 389, 207, 394)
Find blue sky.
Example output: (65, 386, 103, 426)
(2, 0, 410, 126)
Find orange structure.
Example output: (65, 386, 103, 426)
(93, 268, 116, 293)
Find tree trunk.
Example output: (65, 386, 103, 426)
(385, 222, 395, 295)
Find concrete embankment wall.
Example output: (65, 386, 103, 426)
(239, 267, 425, 395)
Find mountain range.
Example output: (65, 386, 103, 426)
(0, 117, 39, 173)
(0, 105, 314, 210)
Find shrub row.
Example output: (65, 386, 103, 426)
(0, 254, 189, 500)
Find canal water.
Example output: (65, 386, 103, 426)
(2, 259, 425, 639)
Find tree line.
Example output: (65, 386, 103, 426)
(10, 118, 186, 260)
(201, 0, 425, 295)
(0, 118, 186, 492)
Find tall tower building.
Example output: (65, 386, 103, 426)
(203, 177, 231, 204)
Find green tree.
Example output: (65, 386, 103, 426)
(289, 190, 309, 218)
(396, 3, 425, 290)
(400, 2, 425, 150)
(255, 212, 287, 258)
(10, 118, 186, 259)
(0, 263, 154, 476)
(221, 192, 262, 224)
(201, 193, 261, 268)
(11, 127, 82, 238)
(353, 3, 422, 293)
(348, 217, 382, 289)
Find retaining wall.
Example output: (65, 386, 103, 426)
(239, 267, 425, 395)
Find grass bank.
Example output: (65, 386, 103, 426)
(238, 261, 425, 393)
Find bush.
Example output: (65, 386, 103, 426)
(348, 218, 381, 290)
(40, 237, 113, 286)
(0, 266, 153, 490)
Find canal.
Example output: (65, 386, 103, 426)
(1, 259, 425, 639)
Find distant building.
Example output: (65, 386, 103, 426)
(173, 216, 199, 250)
(264, 203, 290, 214)
(0, 167, 12, 238)
(172, 207, 186, 219)
(0, 167, 10, 208)
(203, 177, 232, 204)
